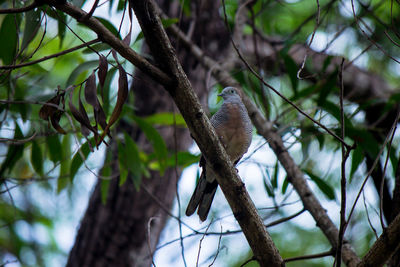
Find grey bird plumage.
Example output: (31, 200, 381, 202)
(186, 87, 253, 221)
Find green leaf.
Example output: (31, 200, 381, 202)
(165, 151, 200, 168)
(282, 176, 289, 194)
(0, 124, 24, 177)
(57, 10, 66, 48)
(100, 67, 118, 116)
(66, 60, 99, 86)
(72, 0, 86, 8)
(389, 145, 398, 178)
(263, 178, 274, 197)
(100, 179, 111, 205)
(281, 53, 299, 95)
(82, 43, 112, 54)
(70, 141, 91, 181)
(31, 140, 43, 176)
(347, 128, 379, 158)
(0, 14, 18, 65)
(46, 135, 62, 164)
(144, 112, 186, 127)
(317, 71, 338, 106)
(93, 17, 121, 39)
(350, 145, 363, 180)
(271, 161, 279, 189)
(132, 115, 168, 175)
(100, 150, 112, 204)
(321, 100, 354, 129)
(118, 134, 142, 190)
(304, 169, 335, 200)
(161, 18, 179, 28)
(58, 135, 71, 193)
(21, 10, 41, 51)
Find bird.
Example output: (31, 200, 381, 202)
(186, 87, 253, 221)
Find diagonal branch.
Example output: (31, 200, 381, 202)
(358, 212, 400, 267)
(129, 0, 284, 266)
(165, 17, 361, 267)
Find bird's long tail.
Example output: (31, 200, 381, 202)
(185, 173, 218, 221)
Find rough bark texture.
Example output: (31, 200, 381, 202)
(66, 1, 231, 266)
(358, 213, 400, 267)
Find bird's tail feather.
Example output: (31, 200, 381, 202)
(186, 172, 219, 222)
(197, 180, 218, 221)
(185, 173, 207, 216)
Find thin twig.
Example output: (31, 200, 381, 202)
(0, 1, 38, 14)
(285, 249, 334, 263)
(147, 216, 158, 267)
(335, 58, 351, 267)
(208, 224, 223, 267)
(196, 221, 212, 267)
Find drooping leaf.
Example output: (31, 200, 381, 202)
(98, 61, 128, 144)
(46, 135, 63, 164)
(50, 110, 67, 134)
(31, 140, 43, 176)
(122, 26, 132, 46)
(39, 91, 64, 121)
(68, 89, 98, 140)
(97, 54, 108, 90)
(70, 141, 91, 181)
(84, 72, 107, 131)
(304, 169, 335, 200)
(84, 72, 98, 108)
(0, 14, 18, 65)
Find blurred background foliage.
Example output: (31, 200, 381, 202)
(0, 0, 399, 266)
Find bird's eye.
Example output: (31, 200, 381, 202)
(230, 89, 234, 93)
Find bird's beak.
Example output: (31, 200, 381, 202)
(218, 93, 223, 97)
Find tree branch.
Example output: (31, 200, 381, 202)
(42, 0, 173, 86)
(166, 17, 361, 267)
(358, 212, 400, 267)
(129, 0, 284, 266)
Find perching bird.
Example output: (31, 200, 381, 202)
(186, 87, 253, 221)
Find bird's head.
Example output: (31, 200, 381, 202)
(218, 87, 241, 101)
